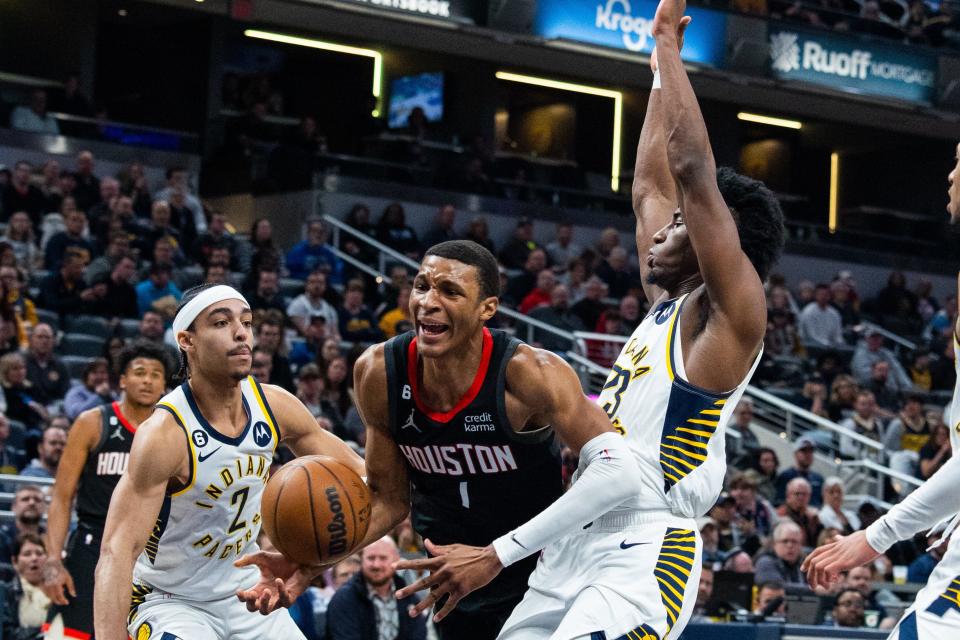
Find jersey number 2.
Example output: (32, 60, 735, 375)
(228, 487, 249, 535)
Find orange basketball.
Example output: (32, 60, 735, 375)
(261, 455, 371, 565)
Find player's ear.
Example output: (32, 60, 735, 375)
(478, 296, 498, 323)
(176, 330, 193, 353)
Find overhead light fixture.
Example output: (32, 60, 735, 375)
(244, 29, 383, 116)
(829, 152, 839, 233)
(737, 112, 802, 130)
(496, 71, 623, 192)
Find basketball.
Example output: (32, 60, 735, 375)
(261, 455, 371, 565)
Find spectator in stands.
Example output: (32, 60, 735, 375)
(691, 566, 714, 621)
(4, 532, 51, 636)
(246, 269, 288, 317)
(503, 248, 547, 307)
(726, 398, 760, 465)
(818, 476, 860, 535)
(0, 411, 23, 474)
(136, 263, 182, 318)
(874, 272, 919, 335)
(884, 394, 933, 480)
(204, 263, 228, 285)
(289, 316, 331, 368)
(754, 581, 786, 617)
(23, 324, 69, 405)
(102, 335, 127, 383)
(421, 204, 457, 248)
(755, 522, 807, 586)
(499, 218, 541, 270)
(244, 217, 281, 276)
(729, 470, 774, 554)
(919, 421, 951, 480)
(798, 284, 844, 348)
(529, 284, 586, 352)
(37, 159, 62, 211)
(51, 73, 92, 117)
(71, 151, 100, 212)
(138, 311, 179, 367)
(317, 337, 343, 372)
(519, 269, 556, 314)
(288, 270, 340, 338)
(88, 253, 139, 319)
(831, 588, 866, 628)
(321, 356, 352, 422)
(339, 204, 378, 267)
(844, 565, 898, 628)
(546, 222, 582, 271)
(708, 493, 740, 553)
(9, 88, 59, 135)
(830, 280, 860, 327)
(776, 477, 822, 546)
(378, 284, 412, 339)
(827, 374, 859, 422)
(908, 348, 935, 392)
(908, 534, 944, 584)
(698, 516, 721, 568)
(21, 422, 65, 481)
(251, 347, 272, 383)
(286, 219, 344, 283)
(63, 358, 114, 420)
(87, 177, 120, 232)
(256, 312, 294, 389)
(44, 209, 96, 270)
(1, 211, 41, 272)
(2, 162, 46, 227)
(338, 279, 382, 344)
(838, 390, 885, 459)
(325, 536, 426, 640)
(376, 202, 421, 260)
(863, 361, 900, 414)
(618, 295, 641, 332)
(562, 257, 589, 303)
(0, 352, 47, 430)
(295, 363, 324, 417)
(135, 200, 181, 259)
(463, 215, 495, 255)
(191, 211, 237, 269)
(595, 227, 620, 260)
(155, 167, 206, 235)
(0, 486, 45, 562)
(2, 266, 36, 338)
(775, 437, 824, 506)
(851, 329, 913, 393)
(140, 237, 187, 290)
(166, 189, 198, 250)
(594, 246, 633, 299)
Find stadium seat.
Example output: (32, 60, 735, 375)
(65, 315, 112, 338)
(60, 334, 104, 358)
(117, 318, 142, 338)
(28, 270, 50, 290)
(280, 278, 304, 299)
(5, 419, 26, 451)
(62, 355, 92, 380)
(35, 308, 59, 332)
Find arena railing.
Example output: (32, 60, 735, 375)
(0, 474, 55, 523)
(320, 215, 923, 502)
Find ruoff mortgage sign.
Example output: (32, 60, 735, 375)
(768, 27, 937, 104)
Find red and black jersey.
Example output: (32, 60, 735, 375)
(75, 402, 137, 537)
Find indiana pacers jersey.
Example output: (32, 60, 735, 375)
(131, 377, 279, 603)
(596, 293, 761, 518)
(950, 331, 960, 454)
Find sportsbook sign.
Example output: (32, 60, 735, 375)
(534, 0, 727, 67)
(768, 27, 937, 104)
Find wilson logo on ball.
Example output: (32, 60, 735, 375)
(325, 487, 348, 557)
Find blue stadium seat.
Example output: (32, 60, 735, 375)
(62, 355, 93, 380)
(280, 278, 304, 299)
(60, 334, 104, 358)
(64, 315, 112, 339)
(117, 319, 141, 338)
(35, 308, 59, 332)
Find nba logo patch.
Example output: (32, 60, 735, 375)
(253, 421, 272, 447)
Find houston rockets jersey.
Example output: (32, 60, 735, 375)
(76, 402, 137, 536)
(131, 376, 279, 601)
(596, 293, 761, 518)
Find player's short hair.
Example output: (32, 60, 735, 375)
(424, 240, 500, 299)
(716, 167, 785, 282)
(118, 339, 172, 378)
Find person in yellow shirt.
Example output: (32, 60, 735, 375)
(378, 283, 412, 339)
(1, 266, 37, 346)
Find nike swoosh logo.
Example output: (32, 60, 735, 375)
(197, 447, 222, 463)
(510, 534, 527, 550)
(619, 540, 651, 550)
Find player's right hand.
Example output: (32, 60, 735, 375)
(234, 551, 315, 615)
(41, 559, 76, 606)
(652, 0, 687, 37)
(801, 531, 881, 590)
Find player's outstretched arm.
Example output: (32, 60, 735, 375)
(262, 383, 364, 477)
(94, 411, 186, 640)
(653, 0, 766, 350)
(803, 450, 960, 588)
(43, 408, 100, 605)
(396, 346, 642, 622)
(634, 15, 690, 304)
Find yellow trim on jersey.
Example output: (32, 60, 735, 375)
(248, 376, 281, 449)
(664, 302, 681, 381)
(158, 401, 197, 497)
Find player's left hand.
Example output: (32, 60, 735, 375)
(652, 0, 688, 38)
(234, 551, 315, 615)
(394, 539, 503, 622)
(801, 531, 881, 590)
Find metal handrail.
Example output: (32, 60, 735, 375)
(328, 245, 383, 280)
(47, 111, 200, 139)
(858, 321, 918, 352)
(842, 459, 924, 489)
(0, 474, 54, 486)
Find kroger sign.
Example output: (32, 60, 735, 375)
(534, 0, 727, 67)
(769, 28, 937, 104)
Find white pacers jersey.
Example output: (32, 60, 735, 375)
(950, 332, 960, 454)
(132, 376, 280, 602)
(596, 293, 760, 518)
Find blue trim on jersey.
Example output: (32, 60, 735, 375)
(671, 375, 734, 401)
(180, 381, 252, 446)
(155, 404, 194, 497)
(250, 376, 281, 443)
(899, 611, 918, 640)
(926, 575, 960, 617)
(659, 382, 726, 492)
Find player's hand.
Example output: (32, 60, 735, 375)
(652, 0, 687, 38)
(394, 539, 502, 623)
(650, 16, 691, 73)
(801, 531, 881, 590)
(234, 551, 316, 615)
(41, 559, 76, 606)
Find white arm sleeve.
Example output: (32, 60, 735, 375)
(491, 432, 642, 567)
(866, 452, 960, 553)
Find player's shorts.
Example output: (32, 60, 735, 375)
(42, 525, 100, 639)
(498, 511, 702, 640)
(127, 587, 306, 640)
(887, 542, 960, 640)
